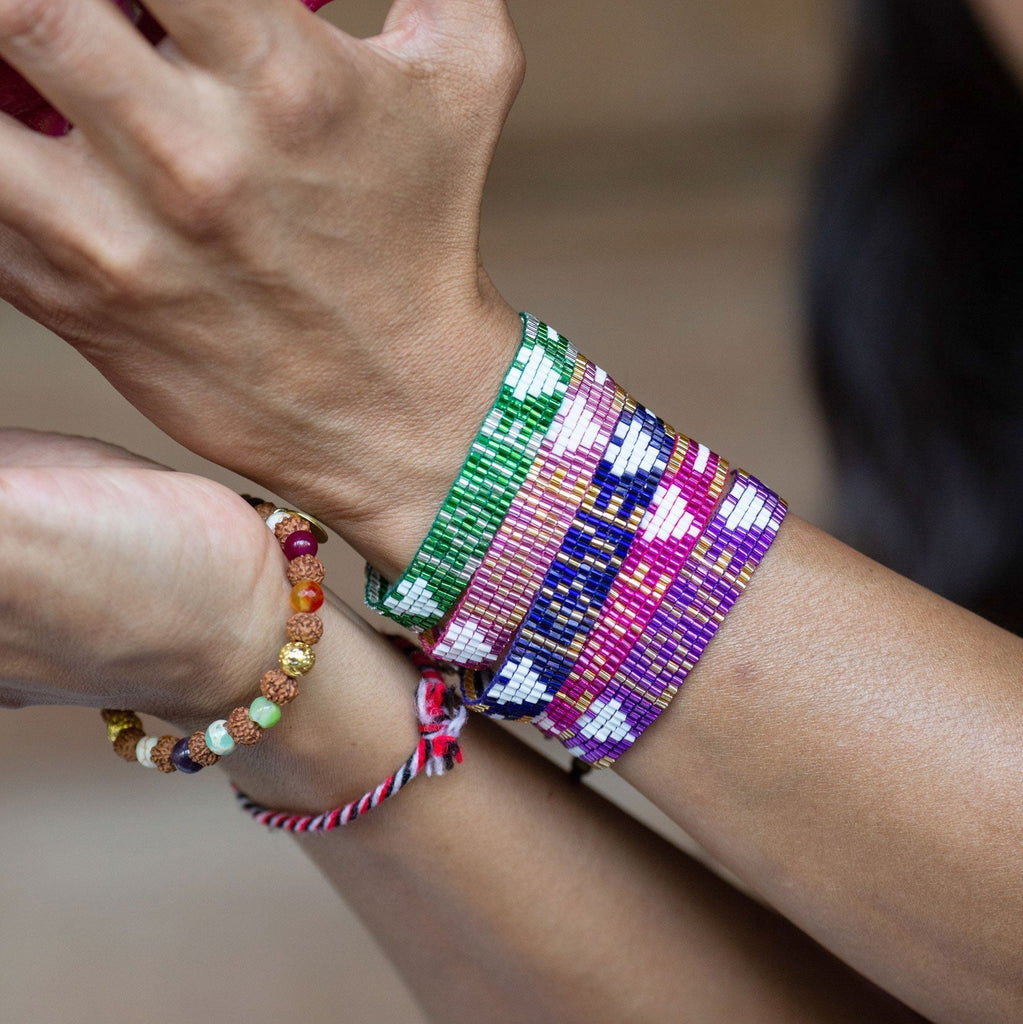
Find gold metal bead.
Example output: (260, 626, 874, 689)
(279, 641, 316, 678)
(101, 709, 144, 743)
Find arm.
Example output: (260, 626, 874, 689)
(0, 430, 923, 1024)
(0, 3, 1019, 1019)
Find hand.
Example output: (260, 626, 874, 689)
(0, 429, 286, 723)
(0, 0, 526, 576)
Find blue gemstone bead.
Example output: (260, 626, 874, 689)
(171, 736, 203, 774)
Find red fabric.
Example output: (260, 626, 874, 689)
(0, 0, 332, 135)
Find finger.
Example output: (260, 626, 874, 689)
(142, 0, 312, 72)
(0, 114, 78, 236)
(0, 0, 179, 141)
(0, 429, 170, 469)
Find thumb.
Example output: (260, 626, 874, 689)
(376, 0, 521, 68)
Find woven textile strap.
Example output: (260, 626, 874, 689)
(538, 472, 787, 767)
(463, 401, 676, 719)
(365, 314, 577, 631)
(422, 355, 624, 667)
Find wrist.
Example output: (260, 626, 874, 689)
(272, 295, 525, 581)
(209, 595, 423, 814)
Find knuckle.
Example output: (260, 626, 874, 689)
(0, 0, 67, 51)
(252, 56, 335, 141)
(151, 141, 249, 233)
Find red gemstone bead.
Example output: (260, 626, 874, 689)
(283, 529, 318, 561)
(290, 580, 324, 613)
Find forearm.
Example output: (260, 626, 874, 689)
(222, 597, 924, 1024)
(329, 350, 1021, 1022)
(616, 516, 1023, 1023)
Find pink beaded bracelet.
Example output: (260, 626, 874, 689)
(423, 355, 624, 667)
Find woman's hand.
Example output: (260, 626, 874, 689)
(0, 0, 526, 576)
(0, 429, 286, 722)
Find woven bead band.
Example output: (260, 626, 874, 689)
(540, 472, 787, 767)
(464, 401, 676, 719)
(538, 440, 730, 736)
(365, 314, 577, 631)
(101, 500, 327, 775)
(422, 357, 624, 666)
(234, 642, 466, 832)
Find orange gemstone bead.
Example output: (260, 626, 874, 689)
(290, 580, 324, 614)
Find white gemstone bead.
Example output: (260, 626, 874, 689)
(136, 735, 159, 769)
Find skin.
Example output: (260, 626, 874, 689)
(0, 1, 1020, 1021)
(0, 430, 926, 1023)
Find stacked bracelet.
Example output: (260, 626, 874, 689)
(365, 314, 577, 631)
(540, 472, 787, 766)
(101, 500, 327, 774)
(466, 400, 676, 719)
(364, 314, 788, 772)
(537, 441, 729, 737)
(422, 357, 624, 666)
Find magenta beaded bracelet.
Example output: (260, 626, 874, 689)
(539, 438, 729, 737)
(539, 471, 787, 767)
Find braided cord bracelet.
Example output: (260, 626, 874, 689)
(465, 401, 676, 719)
(233, 642, 467, 833)
(543, 472, 787, 767)
(102, 501, 327, 774)
(422, 356, 624, 667)
(365, 315, 577, 631)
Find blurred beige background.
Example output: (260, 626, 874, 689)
(0, 1, 839, 1021)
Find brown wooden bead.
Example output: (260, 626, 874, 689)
(254, 502, 276, 521)
(188, 730, 221, 768)
(286, 612, 323, 645)
(274, 515, 308, 544)
(151, 735, 178, 773)
(225, 706, 263, 746)
(260, 669, 299, 706)
(112, 727, 145, 761)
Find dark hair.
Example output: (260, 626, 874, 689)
(805, 0, 1023, 633)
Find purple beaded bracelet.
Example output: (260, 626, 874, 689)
(540, 440, 729, 736)
(537, 472, 787, 767)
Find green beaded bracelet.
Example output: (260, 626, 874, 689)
(365, 314, 577, 631)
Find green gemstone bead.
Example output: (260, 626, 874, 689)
(249, 697, 282, 729)
(205, 719, 236, 756)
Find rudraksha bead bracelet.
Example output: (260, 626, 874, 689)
(101, 501, 327, 775)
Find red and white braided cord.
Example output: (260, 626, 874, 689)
(232, 645, 467, 833)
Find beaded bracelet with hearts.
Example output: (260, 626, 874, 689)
(101, 500, 328, 775)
